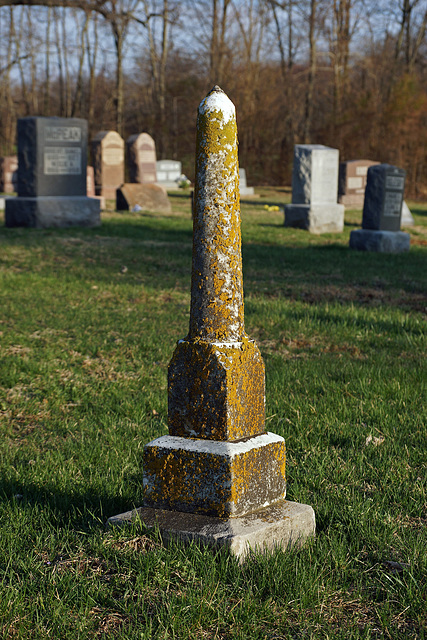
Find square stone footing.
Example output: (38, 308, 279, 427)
(5, 196, 101, 228)
(107, 500, 315, 560)
(284, 203, 344, 233)
(350, 229, 410, 253)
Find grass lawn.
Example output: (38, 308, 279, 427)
(0, 189, 426, 638)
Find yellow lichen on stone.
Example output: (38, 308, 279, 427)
(168, 337, 265, 441)
(143, 434, 286, 518)
(190, 87, 244, 343)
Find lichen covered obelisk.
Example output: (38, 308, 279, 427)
(108, 87, 315, 557)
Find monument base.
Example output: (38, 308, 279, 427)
(5, 196, 101, 228)
(107, 500, 315, 560)
(240, 187, 255, 197)
(284, 203, 344, 234)
(350, 229, 410, 253)
(338, 194, 364, 207)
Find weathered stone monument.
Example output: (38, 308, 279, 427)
(108, 86, 315, 558)
(239, 168, 255, 197)
(0, 155, 18, 193)
(338, 159, 379, 207)
(350, 164, 410, 252)
(284, 144, 344, 233)
(126, 133, 157, 184)
(5, 117, 100, 228)
(92, 130, 125, 199)
(116, 183, 171, 214)
(156, 159, 182, 189)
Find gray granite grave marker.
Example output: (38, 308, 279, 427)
(239, 168, 255, 196)
(284, 144, 344, 233)
(5, 117, 100, 228)
(350, 164, 410, 252)
(156, 159, 182, 189)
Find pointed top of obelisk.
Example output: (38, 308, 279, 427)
(199, 85, 235, 123)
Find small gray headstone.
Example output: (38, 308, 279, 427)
(156, 159, 182, 188)
(5, 117, 100, 228)
(239, 168, 255, 197)
(116, 183, 171, 214)
(92, 130, 125, 199)
(284, 144, 344, 233)
(401, 201, 414, 227)
(126, 133, 157, 184)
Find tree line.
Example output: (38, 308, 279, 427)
(0, 0, 426, 197)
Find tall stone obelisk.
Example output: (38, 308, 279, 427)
(108, 87, 315, 558)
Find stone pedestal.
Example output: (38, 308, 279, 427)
(349, 229, 410, 253)
(284, 203, 344, 234)
(107, 501, 315, 561)
(108, 87, 315, 559)
(5, 196, 100, 228)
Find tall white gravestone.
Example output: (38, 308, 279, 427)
(284, 144, 344, 233)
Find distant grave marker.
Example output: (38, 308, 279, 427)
(5, 117, 100, 228)
(284, 144, 344, 233)
(0, 156, 18, 193)
(338, 159, 379, 207)
(92, 130, 125, 199)
(116, 183, 171, 214)
(126, 133, 157, 184)
(156, 159, 182, 189)
(350, 164, 410, 252)
(239, 168, 255, 196)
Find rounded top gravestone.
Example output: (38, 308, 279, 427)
(91, 130, 125, 198)
(126, 133, 157, 184)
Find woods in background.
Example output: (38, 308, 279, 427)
(0, 0, 426, 197)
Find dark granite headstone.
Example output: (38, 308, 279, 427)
(349, 163, 409, 252)
(5, 117, 100, 228)
(362, 164, 405, 232)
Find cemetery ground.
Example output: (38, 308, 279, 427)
(0, 189, 426, 639)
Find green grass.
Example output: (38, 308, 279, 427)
(0, 189, 426, 638)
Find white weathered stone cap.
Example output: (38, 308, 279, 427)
(198, 85, 235, 124)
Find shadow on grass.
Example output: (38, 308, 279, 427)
(1, 219, 426, 313)
(0, 475, 143, 528)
